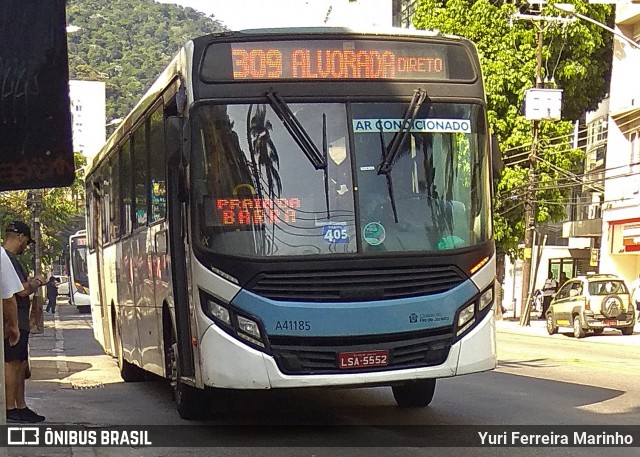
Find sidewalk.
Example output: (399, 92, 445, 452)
(496, 315, 640, 345)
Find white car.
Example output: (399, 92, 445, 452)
(56, 276, 70, 296)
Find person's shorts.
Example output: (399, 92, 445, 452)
(4, 329, 29, 362)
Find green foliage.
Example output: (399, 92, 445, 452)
(412, 0, 613, 257)
(66, 0, 226, 121)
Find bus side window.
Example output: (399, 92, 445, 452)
(149, 103, 167, 223)
(101, 171, 111, 244)
(110, 153, 121, 240)
(121, 139, 133, 235)
(133, 122, 148, 228)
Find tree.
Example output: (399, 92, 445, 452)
(412, 0, 613, 294)
(66, 0, 225, 121)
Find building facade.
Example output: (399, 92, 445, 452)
(599, 2, 640, 285)
(69, 80, 106, 159)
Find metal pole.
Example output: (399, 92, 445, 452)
(32, 190, 45, 334)
(34, 190, 42, 277)
(1, 275, 6, 435)
(520, 27, 544, 320)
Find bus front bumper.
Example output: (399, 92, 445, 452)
(198, 310, 496, 390)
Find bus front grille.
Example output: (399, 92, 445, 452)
(247, 265, 465, 302)
(268, 329, 453, 375)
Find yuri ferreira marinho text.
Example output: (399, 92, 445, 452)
(478, 431, 634, 446)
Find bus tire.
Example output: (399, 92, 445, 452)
(392, 379, 436, 407)
(169, 338, 209, 420)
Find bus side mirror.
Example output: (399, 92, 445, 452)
(490, 134, 503, 182)
(166, 116, 183, 162)
(166, 116, 189, 203)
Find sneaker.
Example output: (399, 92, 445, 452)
(16, 407, 45, 423)
(6, 409, 23, 423)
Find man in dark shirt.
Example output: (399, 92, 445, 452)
(45, 276, 59, 313)
(3, 221, 46, 423)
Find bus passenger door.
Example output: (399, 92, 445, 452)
(90, 180, 111, 354)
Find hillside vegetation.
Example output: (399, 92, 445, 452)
(67, 0, 226, 121)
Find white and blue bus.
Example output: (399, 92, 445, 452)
(68, 230, 90, 314)
(85, 27, 500, 419)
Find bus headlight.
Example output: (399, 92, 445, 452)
(237, 316, 265, 347)
(478, 288, 493, 311)
(200, 290, 267, 350)
(455, 286, 494, 339)
(207, 300, 231, 325)
(458, 303, 475, 328)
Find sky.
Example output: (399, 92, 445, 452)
(155, 0, 391, 30)
(155, 0, 335, 30)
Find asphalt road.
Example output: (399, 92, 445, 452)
(9, 304, 640, 457)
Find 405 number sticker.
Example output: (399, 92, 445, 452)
(323, 225, 349, 243)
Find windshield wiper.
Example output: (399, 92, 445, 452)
(266, 91, 326, 170)
(376, 89, 427, 224)
(322, 113, 330, 218)
(266, 91, 331, 218)
(378, 130, 399, 223)
(377, 88, 427, 175)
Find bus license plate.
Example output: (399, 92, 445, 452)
(338, 350, 389, 369)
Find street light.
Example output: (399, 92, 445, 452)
(553, 3, 640, 50)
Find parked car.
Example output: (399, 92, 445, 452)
(56, 275, 70, 296)
(546, 273, 636, 338)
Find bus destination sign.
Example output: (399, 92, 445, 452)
(202, 39, 477, 82)
(230, 41, 447, 81)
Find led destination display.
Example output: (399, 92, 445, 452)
(201, 39, 477, 82)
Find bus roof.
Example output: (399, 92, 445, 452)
(195, 26, 466, 45)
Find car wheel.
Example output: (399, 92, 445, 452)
(546, 313, 558, 335)
(573, 315, 586, 339)
(621, 326, 634, 336)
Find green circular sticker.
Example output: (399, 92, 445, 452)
(363, 221, 386, 246)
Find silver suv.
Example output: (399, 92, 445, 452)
(546, 274, 636, 338)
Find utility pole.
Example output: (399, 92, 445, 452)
(520, 27, 544, 320)
(510, 11, 573, 324)
(31, 189, 45, 334)
(33, 189, 43, 277)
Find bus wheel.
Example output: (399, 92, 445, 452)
(169, 339, 209, 420)
(392, 379, 436, 407)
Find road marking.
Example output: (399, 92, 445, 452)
(497, 349, 640, 375)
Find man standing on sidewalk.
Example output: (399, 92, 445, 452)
(631, 273, 640, 321)
(2, 246, 22, 347)
(2, 221, 46, 423)
(541, 271, 558, 319)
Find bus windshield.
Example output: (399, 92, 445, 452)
(70, 236, 89, 287)
(192, 101, 491, 258)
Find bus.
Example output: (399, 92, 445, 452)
(68, 230, 91, 313)
(85, 27, 500, 419)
